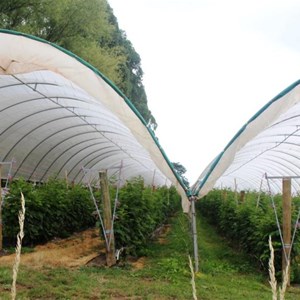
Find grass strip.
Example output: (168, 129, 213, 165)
(0, 212, 300, 299)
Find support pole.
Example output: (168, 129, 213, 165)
(190, 196, 199, 272)
(99, 170, 116, 267)
(234, 178, 238, 205)
(0, 164, 2, 251)
(151, 169, 156, 191)
(222, 189, 227, 201)
(64, 170, 69, 188)
(282, 177, 291, 286)
(256, 177, 264, 208)
(240, 190, 245, 203)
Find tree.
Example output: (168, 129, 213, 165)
(172, 162, 189, 188)
(0, 0, 157, 128)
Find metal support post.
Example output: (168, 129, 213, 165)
(190, 196, 199, 272)
(282, 177, 291, 286)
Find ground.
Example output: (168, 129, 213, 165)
(0, 223, 171, 269)
(0, 213, 300, 299)
(0, 228, 103, 268)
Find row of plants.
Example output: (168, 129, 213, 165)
(197, 189, 300, 282)
(2, 177, 181, 255)
(3, 178, 95, 245)
(113, 177, 181, 255)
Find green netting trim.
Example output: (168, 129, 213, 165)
(193, 79, 300, 196)
(0, 29, 188, 193)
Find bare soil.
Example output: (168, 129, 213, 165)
(0, 223, 171, 269)
(0, 228, 103, 268)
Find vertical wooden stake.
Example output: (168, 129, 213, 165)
(99, 170, 116, 267)
(234, 178, 238, 205)
(64, 170, 69, 188)
(256, 177, 264, 208)
(152, 169, 156, 192)
(282, 177, 291, 286)
(240, 191, 245, 203)
(0, 164, 2, 251)
(222, 189, 227, 201)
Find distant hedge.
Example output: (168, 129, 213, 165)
(197, 189, 300, 282)
(3, 177, 181, 255)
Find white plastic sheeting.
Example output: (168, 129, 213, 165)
(192, 81, 300, 198)
(0, 30, 189, 212)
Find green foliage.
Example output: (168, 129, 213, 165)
(2, 177, 181, 258)
(0, 0, 157, 128)
(1, 212, 300, 299)
(3, 178, 95, 245)
(172, 162, 189, 188)
(198, 189, 300, 282)
(114, 177, 181, 255)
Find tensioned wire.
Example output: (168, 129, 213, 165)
(266, 175, 289, 264)
(108, 161, 123, 250)
(266, 174, 300, 264)
(82, 164, 123, 252)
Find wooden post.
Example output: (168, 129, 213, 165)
(282, 177, 291, 286)
(234, 178, 238, 204)
(256, 177, 264, 208)
(152, 169, 156, 192)
(64, 170, 69, 188)
(240, 191, 245, 203)
(99, 170, 116, 267)
(0, 164, 2, 251)
(222, 189, 227, 201)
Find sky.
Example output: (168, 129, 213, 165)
(108, 0, 300, 185)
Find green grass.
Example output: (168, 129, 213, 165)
(0, 212, 300, 299)
(196, 214, 300, 300)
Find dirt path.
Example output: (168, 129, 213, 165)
(0, 228, 104, 268)
(0, 223, 172, 270)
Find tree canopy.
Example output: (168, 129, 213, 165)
(0, 0, 157, 128)
(172, 162, 189, 188)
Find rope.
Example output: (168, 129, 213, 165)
(108, 161, 123, 249)
(82, 165, 123, 251)
(256, 175, 264, 209)
(290, 206, 300, 260)
(234, 178, 238, 205)
(82, 167, 109, 248)
(1, 160, 14, 205)
(266, 175, 289, 264)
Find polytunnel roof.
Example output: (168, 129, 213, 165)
(0, 30, 189, 212)
(192, 80, 300, 198)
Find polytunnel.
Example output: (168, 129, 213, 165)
(0, 29, 189, 212)
(192, 80, 300, 198)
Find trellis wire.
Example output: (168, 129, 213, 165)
(108, 161, 123, 249)
(83, 167, 109, 248)
(266, 174, 289, 264)
(1, 160, 14, 204)
(290, 206, 300, 260)
(83, 165, 123, 251)
(266, 174, 300, 261)
(256, 175, 264, 208)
